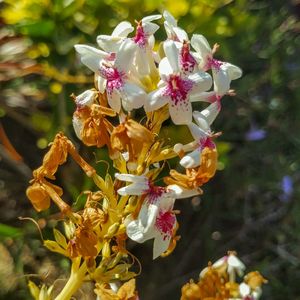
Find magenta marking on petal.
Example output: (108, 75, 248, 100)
(198, 137, 216, 150)
(145, 182, 166, 204)
(180, 42, 197, 74)
(133, 22, 148, 48)
(205, 56, 223, 72)
(99, 64, 125, 94)
(155, 210, 175, 240)
(163, 75, 193, 107)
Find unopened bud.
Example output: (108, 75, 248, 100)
(102, 241, 111, 258)
(104, 223, 120, 239)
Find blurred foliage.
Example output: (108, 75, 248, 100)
(0, 0, 300, 299)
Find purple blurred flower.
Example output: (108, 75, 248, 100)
(245, 127, 266, 141)
(280, 175, 293, 202)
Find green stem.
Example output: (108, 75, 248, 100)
(55, 261, 87, 300)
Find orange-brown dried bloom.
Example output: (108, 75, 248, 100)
(94, 279, 138, 300)
(165, 147, 218, 190)
(111, 119, 154, 166)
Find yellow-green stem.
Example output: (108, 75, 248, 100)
(55, 261, 87, 300)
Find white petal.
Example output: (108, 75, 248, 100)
(144, 89, 168, 112)
(140, 203, 159, 234)
(142, 14, 162, 23)
(190, 91, 216, 103)
(142, 22, 160, 36)
(112, 21, 134, 37)
(115, 173, 147, 183)
(212, 256, 227, 268)
(173, 26, 188, 42)
(163, 22, 173, 39)
(107, 89, 121, 113)
(163, 40, 179, 73)
(213, 67, 230, 96)
(180, 148, 202, 168)
(239, 283, 251, 297)
(117, 182, 149, 196)
(121, 83, 147, 111)
(72, 115, 83, 139)
(96, 75, 107, 94)
(75, 90, 97, 107)
(135, 48, 150, 75)
(126, 220, 146, 242)
(126, 203, 158, 242)
(222, 62, 242, 80)
(191, 34, 212, 66)
(187, 122, 207, 140)
(153, 233, 171, 259)
(196, 101, 220, 126)
(74, 44, 108, 73)
(188, 71, 212, 94)
(167, 184, 201, 199)
(114, 39, 136, 72)
(96, 35, 123, 53)
(158, 57, 174, 78)
(228, 254, 246, 271)
(168, 100, 192, 125)
(163, 10, 177, 27)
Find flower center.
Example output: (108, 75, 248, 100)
(133, 22, 147, 48)
(198, 137, 215, 150)
(155, 210, 175, 240)
(146, 184, 165, 204)
(164, 75, 193, 106)
(180, 42, 197, 73)
(99, 64, 125, 94)
(205, 57, 223, 71)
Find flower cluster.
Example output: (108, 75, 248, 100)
(181, 252, 267, 300)
(25, 10, 247, 300)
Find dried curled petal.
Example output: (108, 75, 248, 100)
(26, 181, 63, 212)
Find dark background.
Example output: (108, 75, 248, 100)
(0, 0, 300, 299)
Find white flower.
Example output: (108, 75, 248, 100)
(191, 34, 242, 96)
(126, 195, 177, 259)
(144, 40, 212, 124)
(97, 15, 161, 76)
(75, 40, 147, 112)
(174, 102, 219, 168)
(213, 252, 246, 279)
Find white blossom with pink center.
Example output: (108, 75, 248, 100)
(115, 174, 200, 258)
(144, 40, 212, 124)
(174, 102, 220, 169)
(74, 40, 147, 112)
(191, 34, 242, 96)
(97, 15, 161, 76)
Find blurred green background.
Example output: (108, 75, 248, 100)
(0, 0, 300, 299)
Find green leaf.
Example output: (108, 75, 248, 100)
(18, 20, 55, 37)
(0, 223, 22, 239)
